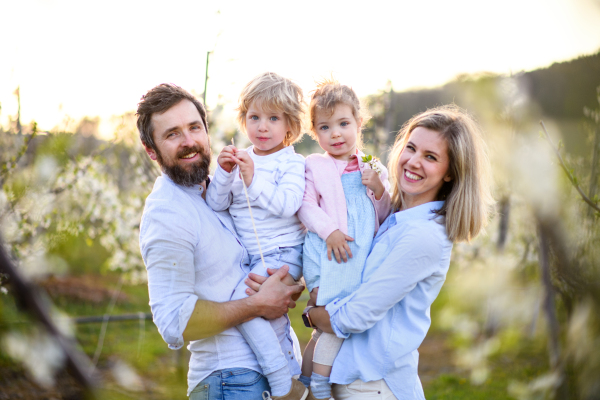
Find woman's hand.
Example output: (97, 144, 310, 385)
(234, 150, 254, 187)
(309, 306, 333, 334)
(307, 287, 319, 307)
(217, 145, 238, 173)
(326, 230, 354, 263)
(362, 169, 385, 200)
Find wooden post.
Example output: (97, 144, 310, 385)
(496, 196, 510, 251)
(14, 86, 21, 136)
(203, 51, 212, 106)
(588, 127, 599, 218)
(383, 81, 395, 156)
(536, 220, 561, 371)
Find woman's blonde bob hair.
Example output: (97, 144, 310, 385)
(388, 105, 494, 242)
(236, 72, 305, 146)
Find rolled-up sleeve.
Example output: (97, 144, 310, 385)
(140, 207, 198, 349)
(326, 222, 445, 338)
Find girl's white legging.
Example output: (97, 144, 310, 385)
(312, 329, 344, 366)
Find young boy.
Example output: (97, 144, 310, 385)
(206, 72, 308, 400)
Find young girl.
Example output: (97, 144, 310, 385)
(297, 80, 392, 400)
(298, 105, 494, 400)
(206, 72, 309, 400)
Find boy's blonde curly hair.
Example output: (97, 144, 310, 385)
(236, 72, 305, 146)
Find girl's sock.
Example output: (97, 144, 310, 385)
(266, 367, 292, 397)
(298, 374, 311, 388)
(310, 372, 331, 399)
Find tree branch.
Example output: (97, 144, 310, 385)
(540, 120, 600, 213)
(0, 235, 98, 396)
(0, 122, 38, 189)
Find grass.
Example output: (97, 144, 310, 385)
(0, 272, 551, 399)
(0, 272, 315, 399)
(1, 272, 189, 399)
(424, 338, 549, 399)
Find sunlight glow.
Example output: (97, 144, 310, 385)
(1, 0, 599, 138)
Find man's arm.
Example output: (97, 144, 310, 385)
(182, 266, 304, 341)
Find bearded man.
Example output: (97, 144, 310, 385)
(137, 84, 304, 398)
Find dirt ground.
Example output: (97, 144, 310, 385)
(418, 332, 458, 385)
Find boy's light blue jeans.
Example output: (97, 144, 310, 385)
(189, 368, 269, 400)
(230, 245, 303, 376)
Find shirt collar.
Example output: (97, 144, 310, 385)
(329, 149, 361, 175)
(390, 201, 445, 226)
(161, 172, 206, 195)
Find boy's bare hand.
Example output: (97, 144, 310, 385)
(233, 150, 254, 187)
(362, 169, 385, 200)
(326, 230, 354, 263)
(217, 145, 238, 173)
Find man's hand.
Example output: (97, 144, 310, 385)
(217, 145, 238, 173)
(362, 169, 385, 200)
(326, 230, 354, 263)
(246, 266, 305, 302)
(246, 266, 304, 320)
(234, 150, 254, 187)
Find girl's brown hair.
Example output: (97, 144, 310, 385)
(308, 78, 370, 148)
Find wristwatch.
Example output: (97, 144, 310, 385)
(302, 306, 316, 328)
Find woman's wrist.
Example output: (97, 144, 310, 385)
(310, 306, 334, 334)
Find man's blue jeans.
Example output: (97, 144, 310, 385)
(189, 368, 270, 400)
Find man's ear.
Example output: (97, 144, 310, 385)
(144, 144, 158, 161)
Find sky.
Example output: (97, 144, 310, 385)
(1, 0, 600, 138)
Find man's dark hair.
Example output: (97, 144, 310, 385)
(136, 83, 208, 151)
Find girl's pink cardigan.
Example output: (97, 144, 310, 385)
(297, 151, 392, 241)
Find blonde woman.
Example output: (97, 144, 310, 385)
(250, 105, 493, 399)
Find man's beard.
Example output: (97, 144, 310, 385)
(156, 144, 211, 187)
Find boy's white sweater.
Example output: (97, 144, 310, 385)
(206, 145, 306, 255)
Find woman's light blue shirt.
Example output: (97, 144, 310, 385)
(325, 201, 453, 400)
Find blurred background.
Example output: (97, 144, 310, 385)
(1, 0, 600, 399)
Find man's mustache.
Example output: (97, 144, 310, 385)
(176, 146, 203, 159)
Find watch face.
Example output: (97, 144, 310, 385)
(302, 313, 312, 328)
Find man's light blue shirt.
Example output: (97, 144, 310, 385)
(139, 174, 302, 396)
(325, 201, 453, 400)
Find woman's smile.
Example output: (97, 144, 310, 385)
(404, 170, 423, 182)
(398, 126, 452, 208)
